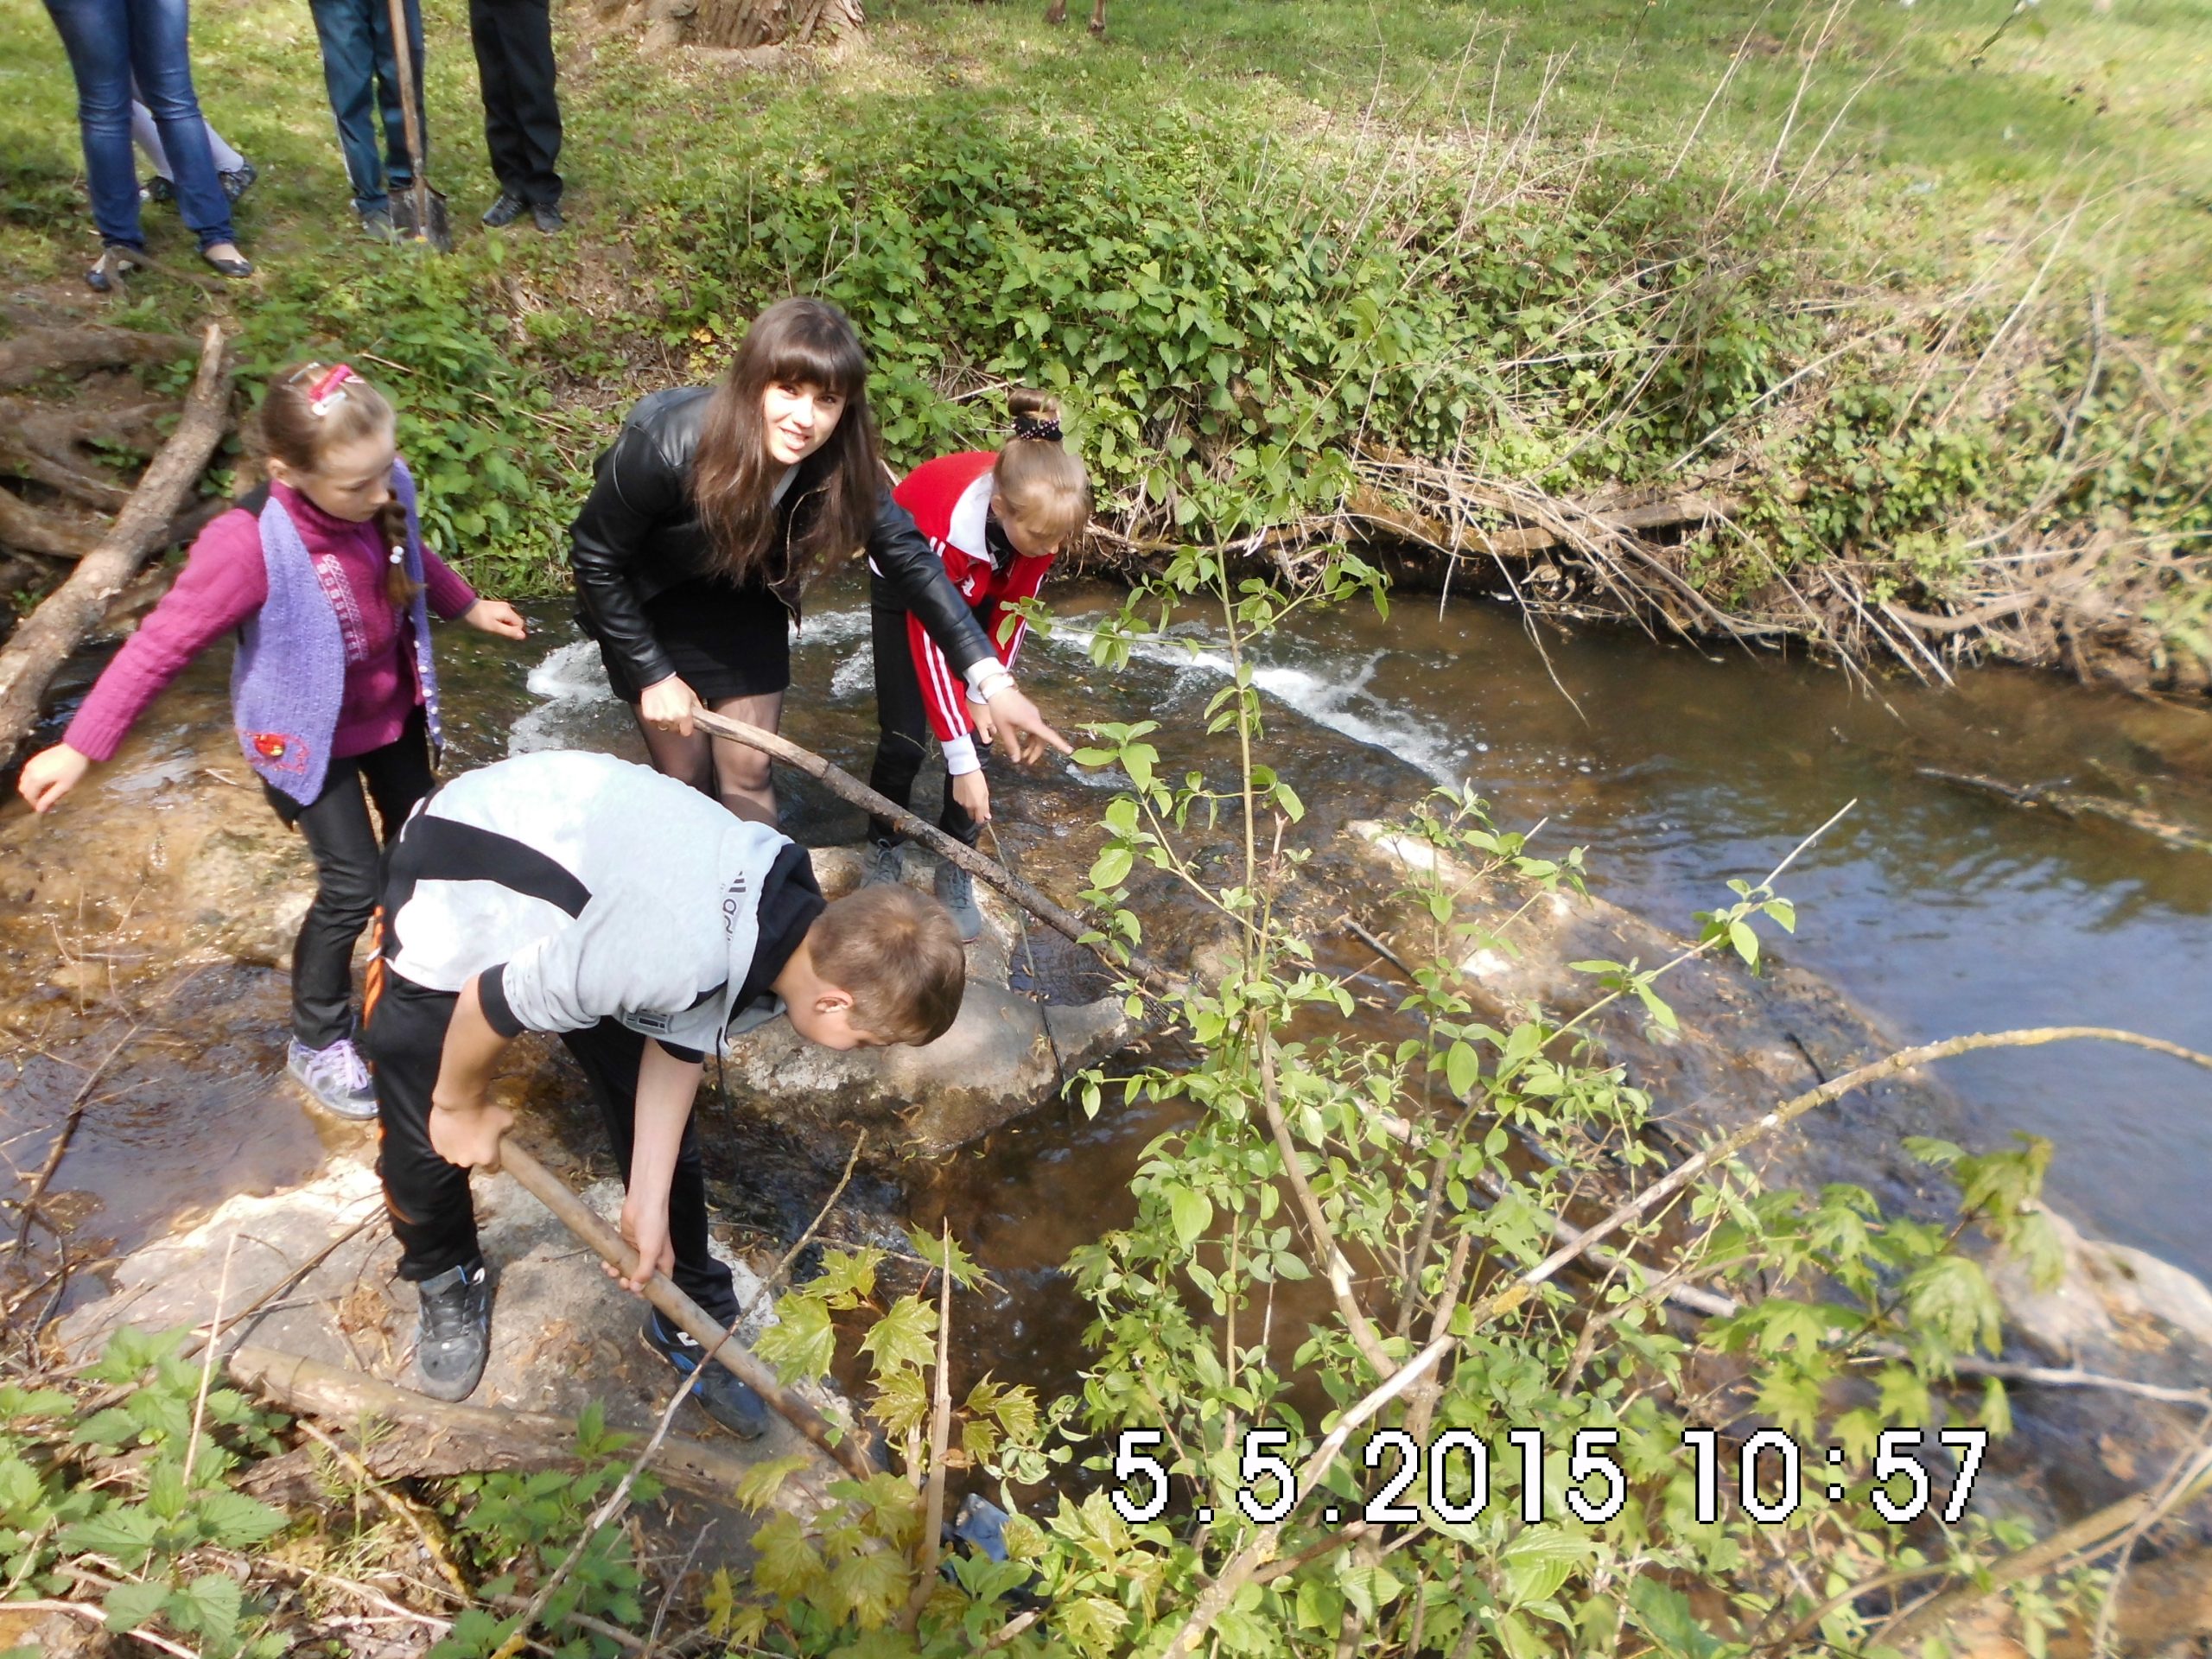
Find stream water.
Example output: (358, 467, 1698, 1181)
(5, 573, 2208, 1393)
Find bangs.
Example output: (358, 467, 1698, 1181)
(754, 301, 868, 397)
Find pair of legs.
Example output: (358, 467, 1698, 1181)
(264, 713, 435, 1048)
(363, 972, 741, 1325)
(468, 0, 561, 208)
(304, 0, 424, 218)
(866, 601, 982, 850)
(41, 0, 239, 253)
(130, 76, 242, 181)
(634, 690, 784, 826)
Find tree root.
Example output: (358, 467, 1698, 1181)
(0, 323, 191, 393)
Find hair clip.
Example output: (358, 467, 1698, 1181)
(308, 364, 356, 416)
(1011, 416, 1063, 443)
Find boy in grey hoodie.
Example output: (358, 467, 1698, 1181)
(364, 748, 964, 1433)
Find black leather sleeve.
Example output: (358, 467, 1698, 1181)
(569, 418, 685, 691)
(868, 487, 995, 680)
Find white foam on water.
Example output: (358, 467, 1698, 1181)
(511, 639, 617, 755)
(828, 645, 874, 701)
(1035, 621, 1467, 787)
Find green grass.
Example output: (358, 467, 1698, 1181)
(1, 0, 2205, 632)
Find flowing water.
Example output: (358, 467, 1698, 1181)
(6, 572, 2208, 1389)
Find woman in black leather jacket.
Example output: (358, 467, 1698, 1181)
(569, 297, 1066, 823)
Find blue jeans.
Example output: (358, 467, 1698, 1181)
(42, 0, 236, 251)
(306, 0, 425, 216)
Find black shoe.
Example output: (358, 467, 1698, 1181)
(642, 1310, 770, 1439)
(531, 200, 563, 234)
(480, 190, 526, 228)
(219, 162, 258, 204)
(86, 243, 143, 294)
(142, 175, 174, 205)
(414, 1258, 493, 1402)
(201, 245, 253, 279)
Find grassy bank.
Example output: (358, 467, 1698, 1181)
(1, 0, 2207, 686)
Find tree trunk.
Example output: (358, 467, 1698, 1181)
(628, 0, 861, 56)
(0, 324, 232, 762)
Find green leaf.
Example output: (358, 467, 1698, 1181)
(1444, 1039, 1481, 1097)
(1090, 845, 1134, 889)
(103, 1579, 170, 1635)
(749, 1511, 822, 1598)
(1727, 918, 1759, 967)
(70, 1408, 142, 1449)
(734, 1453, 812, 1514)
(173, 1573, 241, 1644)
(1500, 1525, 1591, 1605)
(1168, 1185, 1213, 1247)
(60, 1503, 162, 1567)
(858, 1295, 939, 1377)
(196, 1487, 287, 1551)
(753, 1294, 837, 1383)
(1628, 1576, 1726, 1659)
(829, 1543, 910, 1630)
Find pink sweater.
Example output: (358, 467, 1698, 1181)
(67, 481, 477, 765)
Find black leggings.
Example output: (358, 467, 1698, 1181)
(865, 601, 982, 849)
(264, 710, 434, 1049)
(360, 969, 738, 1320)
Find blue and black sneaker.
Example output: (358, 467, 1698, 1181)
(641, 1309, 772, 1440)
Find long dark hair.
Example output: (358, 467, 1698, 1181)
(690, 297, 880, 590)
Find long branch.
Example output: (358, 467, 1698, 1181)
(690, 709, 1179, 995)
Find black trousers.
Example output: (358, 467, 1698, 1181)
(360, 969, 739, 1321)
(264, 710, 435, 1049)
(468, 0, 561, 207)
(865, 601, 982, 849)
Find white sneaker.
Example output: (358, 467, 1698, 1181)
(287, 1036, 378, 1121)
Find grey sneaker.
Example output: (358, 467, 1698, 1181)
(286, 1036, 378, 1120)
(359, 207, 396, 242)
(860, 838, 904, 888)
(934, 857, 982, 944)
(414, 1259, 493, 1402)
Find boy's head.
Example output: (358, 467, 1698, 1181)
(777, 884, 966, 1050)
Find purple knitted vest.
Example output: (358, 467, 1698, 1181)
(230, 458, 444, 804)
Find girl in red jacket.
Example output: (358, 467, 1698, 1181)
(861, 391, 1092, 940)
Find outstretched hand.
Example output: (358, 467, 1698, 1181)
(982, 684, 1072, 766)
(16, 745, 92, 814)
(463, 599, 529, 640)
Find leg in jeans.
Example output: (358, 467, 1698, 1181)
(306, 0, 389, 213)
(123, 0, 235, 251)
(469, 0, 560, 205)
(368, 0, 426, 188)
(559, 1018, 739, 1324)
(131, 94, 243, 180)
(867, 601, 930, 845)
(709, 691, 782, 825)
(363, 973, 484, 1280)
(43, 0, 144, 248)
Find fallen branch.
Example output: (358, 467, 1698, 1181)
(690, 707, 1179, 995)
(0, 324, 191, 392)
(496, 1141, 877, 1481)
(1918, 767, 2212, 856)
(0, 321, 232, 760)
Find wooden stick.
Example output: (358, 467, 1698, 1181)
(0, 322, 232, 759)
(689, 708, 1179, 995)
(495, 1142, 875, 1481)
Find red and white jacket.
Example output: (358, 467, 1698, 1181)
(887, 451, 1054, 776)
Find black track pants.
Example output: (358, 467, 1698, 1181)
(361, 969, 738, 1321)
(864, 601, 982, 849)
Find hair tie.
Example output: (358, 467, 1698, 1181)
(389, 543, 405, 567)
(308, 364, 356, 416)
(1010, 415, 1062, 444)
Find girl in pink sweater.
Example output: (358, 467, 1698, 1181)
(16, 362, 527, 1119)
